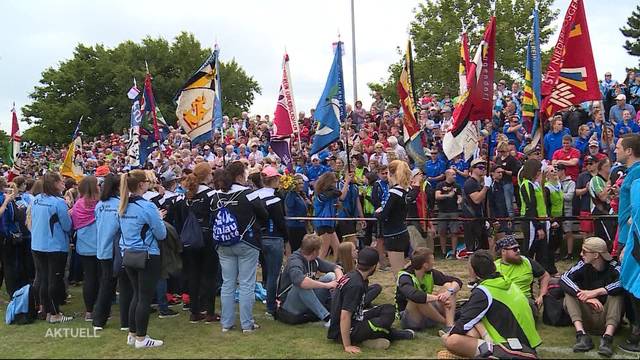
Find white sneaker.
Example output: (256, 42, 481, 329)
(127, 334, 135, 346)
(93, 326, 103, 331)
(120, 327, 129, 332)
(135, 336, 164, 349)
(323, 320, 331, 328)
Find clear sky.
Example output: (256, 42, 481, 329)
(0, 0, 638, 134)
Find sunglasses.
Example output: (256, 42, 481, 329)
(475, 165, 486, 170)
(506, 246, 520, 252)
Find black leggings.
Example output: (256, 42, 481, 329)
(350, 304, 396, 344)
(79, 255, 99, 313)
(521, 221, 557, 275)
(118, 269, 133, 329)
(184, 246, 218, 315)
(1, 239, 30, 297)
(92, 259, 117, 328)
(288, 227, 306, 253)
(126, 255, 161, 337)
(32, 250, 67, 315)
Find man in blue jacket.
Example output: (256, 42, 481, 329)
(544, 115, 571, 160)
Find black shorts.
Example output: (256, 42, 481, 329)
(316, 226, 335, 236)
(336, 221, 357, 240)
(383, 232, 410, 252)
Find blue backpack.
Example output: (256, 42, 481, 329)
(212, 191, 254, 246)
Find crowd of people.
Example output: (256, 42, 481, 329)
(2, 70, 640, 357)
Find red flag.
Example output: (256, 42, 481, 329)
(272, 53, 297, 139)
(444, 16, 496, 160)
(541, 0, 599, 118)
(143, 73, 160, 141)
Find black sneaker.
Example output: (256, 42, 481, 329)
(182, 303, 191, 312)
(562, 254, 574, 261)
(390, 328, 415, 341)
(619, 339, 640, 353)
(574, 332, 594, 352)
(158, 309, 179, 319)
(598, 335, 614, 358)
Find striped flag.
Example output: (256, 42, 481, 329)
(522, 8, 542, 153)
(458, 32, 471, 99)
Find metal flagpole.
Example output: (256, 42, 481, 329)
(350, 0, 358, 105)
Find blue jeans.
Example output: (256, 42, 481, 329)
(503, 182, 515, 217)
(155, 279, 169, 312)
(282, 273, 335, 321)
(217, 242, 260, 330)
(261, 237, 284, 314)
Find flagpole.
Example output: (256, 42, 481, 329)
(350, 0, 358, 105)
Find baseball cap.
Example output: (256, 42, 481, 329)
(584, 155, 596, 164)
(616, 94, 626, 101)
(588, 139, 599, 147)
(411, 168, 423, 178)
(470, 158, 486, 168)
(261, 166, 281, 178)
(582, 237, 612, 261)
(160, 170, 177, 183)
(311, 154, 320, 161)
(496, 234, 519, 251)
(358, 247, 380, 267)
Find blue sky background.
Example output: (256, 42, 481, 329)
(0, 0, 637, 134)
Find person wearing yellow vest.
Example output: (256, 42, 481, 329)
(560, 237, 623, 357)
(543, 166, 564, 262)
(518, 159, 557, 275)
(495, 235, 550, 318)
(442, 250, 541, 359)
(395, 247, 462, 332)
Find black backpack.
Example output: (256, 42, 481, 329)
(542, 278, 572, 327)
(180, 196, 206, 250)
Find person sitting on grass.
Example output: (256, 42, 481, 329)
(494, 235, 550, 318)
(327, 247, 415, 353)
(441, 250, 541, 359)
(278, 234, 343, 327)
(395, 247, 461, 332)
(336, 242, 381, 308)
(560, 237, 623, 357)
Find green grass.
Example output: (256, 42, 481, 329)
(0, 259, 636, 359)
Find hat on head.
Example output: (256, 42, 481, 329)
(470, 158, 486, 168)
(588, 139, 599, 147)
(496, 234, 519, 251)
(95, 165, 110, 177)
(160, 170, 177, 183)
(358, 247, 380, 267)
(204, 145, 211, 150)
(582, 237, 612, 261)
(584, 155, 596, 164)
(411, 168, 423, 178)
(311, 154, 320, 161)
(261, 166, 281, 178)
(616, 94, 627, 101)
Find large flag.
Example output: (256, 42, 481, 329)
(271, 53, 298, 168)
(310, 41, 346, 156)
(540, 0, 600, 118)
(127, 81, 142, 167)
(61, 117, 84, 181)
(443, 16, 496, 160)
(397, 40, 428, 169)
(175, 49, 218, 144)
(213, 45, 223, 133)
(139, 69, 168, 165)
(8, 104, 20, 165)
(522, 8, 543, 153)
(458, 32, 471, 98)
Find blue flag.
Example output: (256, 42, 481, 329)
(310, 41, 346, 156)
(523, 8, 542, 152)
(213, 45, 223, 133)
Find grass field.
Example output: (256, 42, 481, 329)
(0, 258, 636, 359)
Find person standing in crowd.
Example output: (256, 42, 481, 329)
(488, 165, 512, 242)
(544, 116, 571, 161)
(312, 172, 350, 259)
(574, 156, 597, 259)
(544, 167, 564, 258)
(118, 169, 167, 348)
(327, 247, 414, 353)
(435, 169, 461, 258)
(551, 135, 581, 182)
(371, 165, 390, 269)
(376, 160, 411, 276)
(441, 250, 541, 358)
(615, 109, 639, 137)
(494, 235, 550, 318)
(70, 176, 100, 322)
(0, 180, 23, 297)
(254, 166, 287, 319)
(519, 159, 556, 275)
(396, 247, 461, 332)
(615, 134, 640, 353)
(284, 174, 310, 254)
(557, 164, 576, 260)
(30, 172, 73, 323)
(406, 169, 429, 252)
(336, 164, 364, 246)
(495, 142, 519, 217)
(461, 158, 491, 254)
(213, 161, 267, 333)
(92, 174, 123, 330)
(561, 237, 623, 357)
(609, 94, 636, 125)
(424, 149, 446, 188)
(589, 158, 615, 245)
(175, 162, 220, 323)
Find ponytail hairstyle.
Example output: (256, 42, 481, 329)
(78, 176, 100, 205)
(224, 161, 248, 191)
(119, 170, 147, 215)
(389, 160, 411, 188)
(99, 173, 120, 202)
(183, 162, 212, 199)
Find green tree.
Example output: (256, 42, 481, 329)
(621, 5, 640, 66)
(369, 0, 558, 103)
(22, 32, 261, 145)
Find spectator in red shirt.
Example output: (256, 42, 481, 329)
(551, 135, 581, 181)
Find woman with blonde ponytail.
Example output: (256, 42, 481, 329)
(174, 162, 221, 323)
(376, 160, 412, 277)
(118, 169, 167, 348)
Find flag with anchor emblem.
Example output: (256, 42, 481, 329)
(310, 41, 345, 156)
(175, 49, 218, 144)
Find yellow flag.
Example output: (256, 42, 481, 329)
(60, 136, 84, 181)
